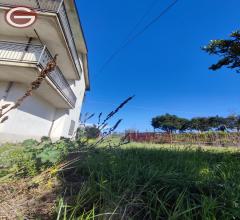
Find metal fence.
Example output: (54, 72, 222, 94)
(0, 41, 77, 107)
(0, 0, 83, 78)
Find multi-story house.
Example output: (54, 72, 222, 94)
(0, 0, 89, 142)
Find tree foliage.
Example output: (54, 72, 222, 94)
(152, 114, 240, 132)
(77, 126, 101, 139)
(151, 114, 189, 133)
(203, 31, 240, 72)
(85, 126, 101, 139)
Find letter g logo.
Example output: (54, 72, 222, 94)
(5, 7, 37, 28)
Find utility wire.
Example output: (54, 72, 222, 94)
(98, 0, 179, 74)
(122, 0, 159, 45)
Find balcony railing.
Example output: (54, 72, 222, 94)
(0, 41, 77, 107)
(0, 0, 82, 79)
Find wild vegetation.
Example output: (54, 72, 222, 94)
(56, 143, 240, 220)
(1, 140, 240, 219)
(1, 94, 240, 219)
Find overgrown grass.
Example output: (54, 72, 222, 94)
(57, 143, 240, 219)
(1, 141, 240, 219)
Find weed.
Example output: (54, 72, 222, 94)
(56, 144, 240, 219)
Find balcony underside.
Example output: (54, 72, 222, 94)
(0, 8, 80, 80)
(0, 63, 72, 109)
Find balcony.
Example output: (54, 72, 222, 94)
(0, 41, 77, 108)
(0, 0, 83, 80)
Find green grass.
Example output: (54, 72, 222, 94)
(1, 141, 240, 219)
(57, 143, 240, 219)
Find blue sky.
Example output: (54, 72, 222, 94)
(76, 0, 240, 131)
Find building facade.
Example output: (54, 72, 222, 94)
(0, 0, 89, 142)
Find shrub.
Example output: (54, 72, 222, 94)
(0, 139, 79, 178)
(85, 126, 100, 139)
(22, 139, 39, 147)
(77, 126, 101, 140)
(41, 136, 52, 143)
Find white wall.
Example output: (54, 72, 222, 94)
(0, 60, 87, 142)
(0, 82, 56, 142)
(50, 74, 86, 139)
(0, 82, 8, 98)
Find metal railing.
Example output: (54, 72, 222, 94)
(0, 41, 77, 107)
(0, 0, 83, 78)
(0, 0, 61, 11)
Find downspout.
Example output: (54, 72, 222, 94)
(48, 108, 57, 138)
(1, 82, 14, 101)
(19, 37, 33, 61)
(48, 119, 55, 138)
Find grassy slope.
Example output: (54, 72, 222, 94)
(58, 143, 240, 219)
(1, 142, 240, 219)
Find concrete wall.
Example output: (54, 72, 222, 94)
(0, 79, 87, 143)
(0, 59, 87, 143)
(0, 82, 56, 142)
(50, 73, 86, 139)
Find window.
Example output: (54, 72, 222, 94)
(68, 120, 76, 136)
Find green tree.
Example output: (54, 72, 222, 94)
(208, 116, 226, 130)
(85, 126, 101, 139)
(224, 115, 240, 131)
(152, 114, 240, 133)
(236, 117, 240, 132)
(77, 126, 101, 140)
(179, 118, 190, 132)
(225, 115, 237, 130)
(152, 114, 185, 133)
(203, 31, 240, 72)
(189, 117, 210, 132)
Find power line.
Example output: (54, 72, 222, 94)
(122, 0, 159, 44)
(98, 0, 179, 74)
(98, 0, 159, 75)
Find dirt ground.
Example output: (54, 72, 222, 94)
(0, 172, 60, 220)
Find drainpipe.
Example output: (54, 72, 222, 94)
(24, 37, 33, 52)
(48, 119, 55, 138)
(1, 82, 14, 101)
(48, 108, 59, 138)
(19, 37, 33, 61)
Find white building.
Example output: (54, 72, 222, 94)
(0, 0, 90, 142)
